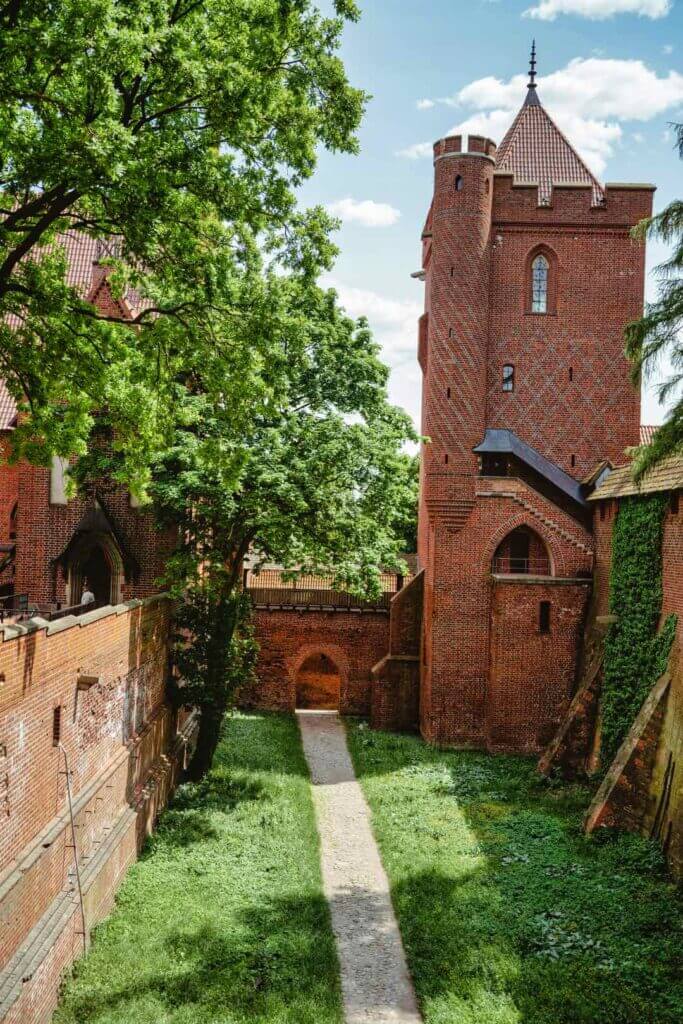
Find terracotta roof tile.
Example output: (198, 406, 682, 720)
(0, 381, 17, 430)
(496, 99, 604, 207)
(2, 230, 145, 426)
(640, 424, 658, 446)
(589, 457, 683, 500)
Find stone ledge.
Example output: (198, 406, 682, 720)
(491, 574, 592, 586)
(1, 593, 169, 643)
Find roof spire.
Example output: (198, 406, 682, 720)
(525, 40, 540, 106)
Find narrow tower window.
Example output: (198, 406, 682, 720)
(502, 364, 515, 392)
(455, 175, 463, 191)
(539, 601, 551, 634)
(671, 491, 680, 515)
(569, 367, 574, 382)
(531, 254, 549, 313)
(52, 706, 62, 747)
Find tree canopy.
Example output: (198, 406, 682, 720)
(626, 123, 683, 475)
(0, 0, 365, 489)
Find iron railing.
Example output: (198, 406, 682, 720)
(245, 569, 406, 612)
(492, 557, 551, 576)
(0, 595, 103, 624)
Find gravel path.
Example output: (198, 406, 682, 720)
(297, 711, 422, 1024)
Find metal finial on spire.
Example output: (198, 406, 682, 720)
(524, 40, 540, 106)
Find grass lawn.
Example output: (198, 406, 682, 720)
(346, 721, 683, 1024)
(55, 712, 342, 1024)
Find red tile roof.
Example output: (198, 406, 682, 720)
(2, 231, 144, 428)
(496, 98, 604, 207)
(0, 381, 17, 431)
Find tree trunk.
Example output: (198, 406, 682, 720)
(187, 701, 226, 781)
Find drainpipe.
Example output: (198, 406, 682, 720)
(59, 743, 87, 953)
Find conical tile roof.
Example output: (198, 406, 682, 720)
(496, 91, 604, 207)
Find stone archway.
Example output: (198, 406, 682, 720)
(295, 652, 342, 710)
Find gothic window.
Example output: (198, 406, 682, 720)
(502, 364, 515, 392)
(531, 254, 549, 313)
(455, 175, 463, 191)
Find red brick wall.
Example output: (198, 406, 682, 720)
(414, 130, 649, 753)
(13, 461, 170, 607)
(0, 436, 19, 594)
(421, 483, 593, 748)
(487, 182, 652, 479)
(242, 609, 390, 716)
(0, 597, 196, 1023)
(489, 578, 590, 752)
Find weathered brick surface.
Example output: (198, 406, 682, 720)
(371, 571, 424, 733)
(242, 609, 390, 716)
(413, 120, 650, 752)
(0, 598, 196, 1022)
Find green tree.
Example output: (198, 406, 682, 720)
(626, 123, 683, 475)
(0, 0, 364, 489)
(149, 275, 417, 778)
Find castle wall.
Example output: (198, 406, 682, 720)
(243, 608, 390, 716)
(0, 597, 196, 1023)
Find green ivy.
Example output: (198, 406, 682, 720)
(602, 494, 677, 764)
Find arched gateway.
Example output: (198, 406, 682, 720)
(295, 653, 341, 711)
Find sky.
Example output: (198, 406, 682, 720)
(299, 0, 683, 430)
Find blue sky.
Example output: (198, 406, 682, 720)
(300, 0, 683, 429)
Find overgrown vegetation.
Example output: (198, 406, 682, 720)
(602, 494, 677, 763)
(55, 713, 343, 1024)
(346, 721, 683, 1024)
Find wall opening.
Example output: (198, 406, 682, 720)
(295, 653, 341, 711)
(492, 526, 551, 576)
(66, 535, 121, 607)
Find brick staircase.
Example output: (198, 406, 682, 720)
(509, 494, 593, 556)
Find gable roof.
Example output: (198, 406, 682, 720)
(496, 94, 604, 207)
(589, 457, 683, 500)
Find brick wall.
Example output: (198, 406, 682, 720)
(242, 608, 390, 716)
(489, 577, 590, 752)
(0, 597, 196, 1023)
(13, 461, 170, 608)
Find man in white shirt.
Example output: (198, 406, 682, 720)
(80, 581, 96, 607)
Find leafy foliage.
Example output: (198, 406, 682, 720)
(142, 274, 417, 776)
(625, 123, 683, 475)
(347, 721, 683, 1024)
(602, 495, 677, 763)
(0, 0, 365, 488)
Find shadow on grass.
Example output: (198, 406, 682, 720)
(347, 724, 683, 1024)
(59, 891, 342, 1024)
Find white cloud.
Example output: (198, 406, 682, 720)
(416, 98, 435, 110)
(322, 276, 422, 364)
(325, 197, 401, 228)
(408, 57, 683, 175)
(524, 0, 671, 20)
(663, 44, 674, 54)
(396, 141, 434, 160)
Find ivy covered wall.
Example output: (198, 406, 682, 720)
(602, 494, 677, 764)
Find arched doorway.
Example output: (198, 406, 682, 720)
(77, 544, 113, 606)
(296, 653, 341, 711)
(66, 535, 121, 608)
(492, 526, 551, 576)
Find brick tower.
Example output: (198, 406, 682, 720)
(375, 48, 655, 751)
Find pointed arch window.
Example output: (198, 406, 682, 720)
(525, 245, 557, 315)
(531, 254, 549, 313)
